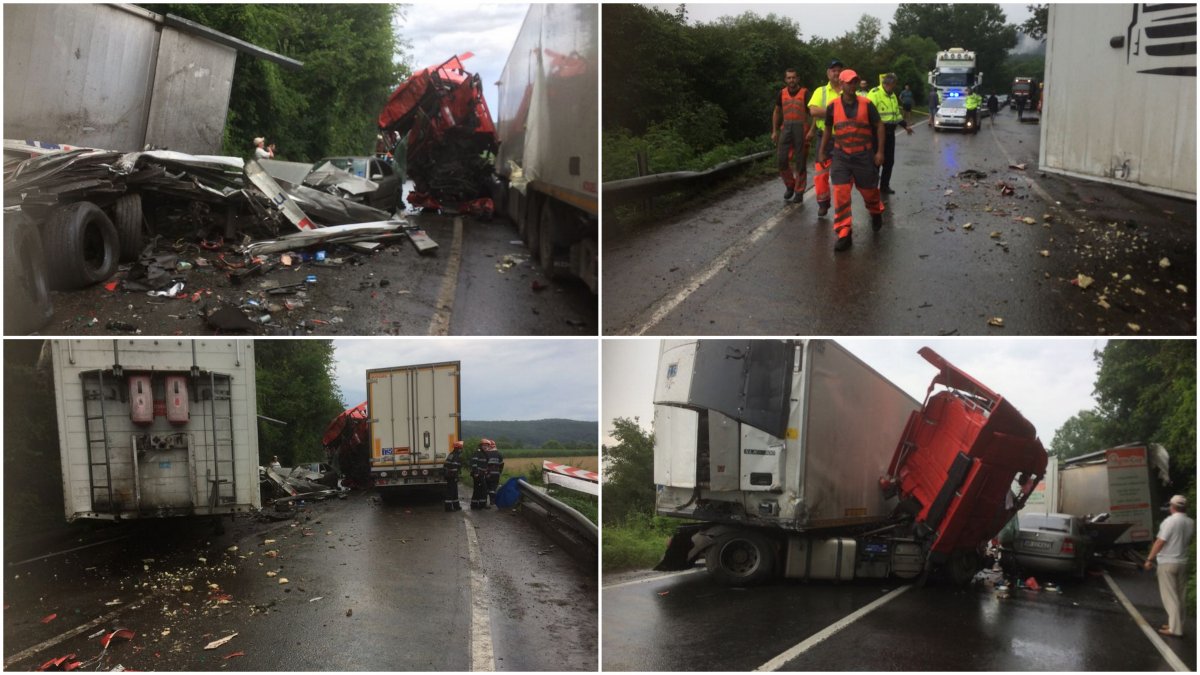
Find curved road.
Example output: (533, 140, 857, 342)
(603, 112, 1195, 336)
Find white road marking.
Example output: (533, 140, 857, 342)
(463, 513, 496, 672)
(428, 216, 464, 335)
(602, 568, 702, 590)
(754, 584, 913, 671)
(1102, 570, 1189, 672)
(3, 595, 154, 668)
(628, 199, 805, 335)
(6, 535, 134, 567)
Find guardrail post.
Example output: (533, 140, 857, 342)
(636, 149, 651, 213)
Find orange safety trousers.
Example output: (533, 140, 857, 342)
(813, 131, 831, 205)
(831, 157, 884, 239)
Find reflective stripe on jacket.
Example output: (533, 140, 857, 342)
(808, 83, 838, 131)
(781, 87, 809, 122)
(868, 86, 902, 124)
(832, 96, 873, 155)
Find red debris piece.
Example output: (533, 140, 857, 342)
(1024, 576, 1040, 591)
(104, 280, 119, 292)
(223, 651, 245, 660)
(40, 613, 57, 624)
(37, 653, 79, 671)
(200, 237, 224, 250)
(100, 628, 136, 649)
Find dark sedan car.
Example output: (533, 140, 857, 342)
(307, 156, 402, 212)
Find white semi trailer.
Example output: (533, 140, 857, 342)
(495, 4, 598, 292)
(50, 339, 260, 522)
(366, 361, 462, 492)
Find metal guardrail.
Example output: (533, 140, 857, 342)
(602, 150, 772, 206)
(516, 478, 597, 544)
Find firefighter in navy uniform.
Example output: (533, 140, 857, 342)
(443, 441, 464, 511)
(470, 442, 490, 509)
(481, 439, 504, 506)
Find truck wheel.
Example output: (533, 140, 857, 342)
(705, 531, 776, 586)
(42, 201, 119, 290)
(526, 194, 542, 256)
(538, 198, 559, 277)
(113, 193, 144, 262)
(946, 549, 981, 585)
(3, 211, 54, 334)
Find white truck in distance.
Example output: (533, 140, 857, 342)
(929, 47, 981, 100)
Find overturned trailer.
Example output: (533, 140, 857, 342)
(654, 340, 1047, 585)
(49, 339, 260, 522)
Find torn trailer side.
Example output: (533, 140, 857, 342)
(50, 339, 260, 522)
(653, 340, 1047, 586)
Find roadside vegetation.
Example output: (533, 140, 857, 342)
(601, 417, 678, 571)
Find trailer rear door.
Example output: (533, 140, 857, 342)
(368, 362, 460, 475)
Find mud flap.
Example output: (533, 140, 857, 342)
(654, 523, 707, 571)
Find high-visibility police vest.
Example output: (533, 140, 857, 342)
(831, 96, 874, 155)
(868, 86, 902, 124)
(965, 93, 982, 110)
(781, 87, 809, 122)
(808, 83, 838, 131)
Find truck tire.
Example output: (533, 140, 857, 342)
(3, 211, 54, 334)
(526, 194, 542, 257)
(42, 201, 120, 290)
(945, 549, 981, 585)
(113, 193, 144, 262)
(705, 530, 776, 586)
(538, 197, 559, 277)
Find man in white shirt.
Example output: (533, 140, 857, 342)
(1144, 494, 1195, 637)
(254, 137, 272, 160)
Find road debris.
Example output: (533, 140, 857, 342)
(987, 317, 1005, 327)
(1073, 274, 1095, 289)
(203, 633, 238, 650)
(100, 629, 135, 649)
(40, 613, 58, 624)
(223, 651, 245, 660)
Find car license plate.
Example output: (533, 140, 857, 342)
(1021, 539, 1052, 550)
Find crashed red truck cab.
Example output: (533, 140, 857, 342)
(652, 339, 1047, 586)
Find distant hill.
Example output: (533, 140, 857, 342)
(462, 419, 597, 448)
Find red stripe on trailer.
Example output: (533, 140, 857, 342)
(542, 461, 598, 483)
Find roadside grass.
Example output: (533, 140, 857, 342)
(602, 513, 687, 572)
(500, 448, 596, 458)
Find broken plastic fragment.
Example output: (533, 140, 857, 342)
(1074, 274, 1094, 289)
(100, 629, 135, 649)
(1021, 217, 1036, 225)
(204, 633, 238, 650)
(962, 222, 974, 231)
(1127, 323, 1141, 333)
(987, 317, 1005, 327)
(989, 231, 1001, 239)
(1098, 297, 1111, 310)
(1039, 250, 1049, 257)
(224, 651, 245, 660)
(1159, 257, 1171, 269)
(40, 613, 57, 624)
(278, 577, 289, 585)
(1176, 284, 1188, 293)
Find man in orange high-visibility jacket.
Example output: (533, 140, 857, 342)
(807, 59, 844, 217)
(817, 69, 885, 252)
(772, 69, 810, 203)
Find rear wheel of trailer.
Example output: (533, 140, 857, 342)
(42, 201, 119, 290)
(705, 530, 777, 586)
(113, 193, 145, 262)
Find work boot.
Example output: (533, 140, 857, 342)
(872, 213, 883, 231)
(817, 202, 830, 217)
(793, 190, 804, 204)
(881, 186, 895, 195)
(834, 234, 852, 252)
(784, 187, 795, 201)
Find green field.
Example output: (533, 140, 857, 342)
(602, 514, 685, 571)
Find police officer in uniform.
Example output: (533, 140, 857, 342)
(443, 441, 463, 511)
(481, 439, 504, 506)
(867, 74, 913, 195)
(964, 87, 982, 132)
(469, 442, 490, 510)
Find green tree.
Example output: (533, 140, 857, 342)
(255, 340, 345, 466)
(1049, 409, 1107, 459)
(542, 439, 565, 450)
(1021, 4, 1049, 42)
(602, 417, 656, 525)
(889, 4, 1018, 87)
(602, 4, 696, 135)
(1092, 341, 1196, 491)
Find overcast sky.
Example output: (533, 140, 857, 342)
(332, 339, 597, 421)
(642, 3, 1035, 41)
(602, 339, 1110, 446)
(393, 3, 530, 124)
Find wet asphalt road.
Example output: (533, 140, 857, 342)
(602, 564, 1194, 671)
(39, 210, 595, 337)
(2, 489, 597, 671)
(603, 111, 1195, 336)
